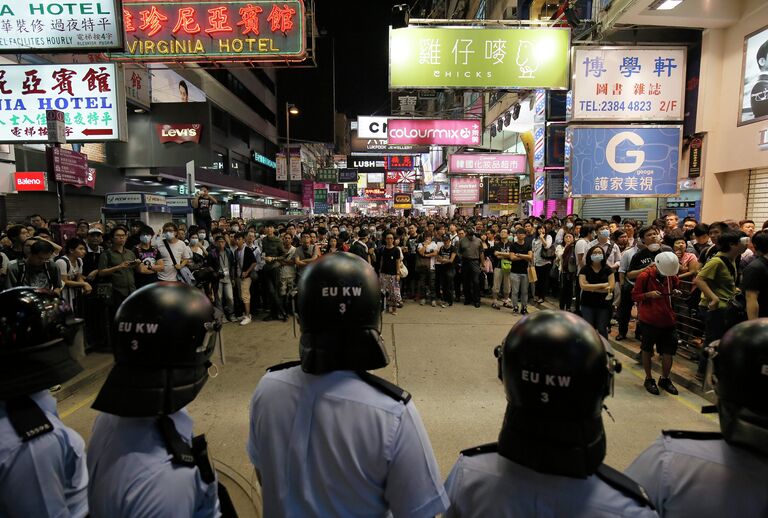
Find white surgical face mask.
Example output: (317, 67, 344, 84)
(189, 238, 199, 246)
(198, 233, 206, 239)
(566, 222, 574, 229)
(647, 243, 661, 252)
(231, 225, 239, 232)
(164, 231, 176, 241)
(599, 229, 610, 238)
(591, 254, 604, 263)
(140, 235, 152, 244)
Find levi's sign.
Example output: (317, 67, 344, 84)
(156, 123, 202, 143)
(115, 0, 306, 62)
(387, 119, 481, 146)
(0, 1, 123, 52)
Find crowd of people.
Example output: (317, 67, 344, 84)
(2, 204, 767, 390)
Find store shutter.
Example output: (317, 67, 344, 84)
(580, 198, 650, 224)
(746, 169, 768, 225)
(4, 192, 104, 224)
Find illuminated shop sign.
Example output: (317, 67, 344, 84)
(0, 1, 123, 52)
(253, 151, 276, 168)
(114, 0, 306, 62)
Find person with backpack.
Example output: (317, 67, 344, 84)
(532, 224, 555, 304)
(56, 238, 92, 313)
(5, 239, 62, 294)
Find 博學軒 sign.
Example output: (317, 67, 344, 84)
(450, 177, 481, 204)
(0, 63, 124, 143)
(115, 0, 306, 62)
(389, 26, 570, 90)
(0, 1, 124, 52)
(568, 125, 682, 197)
(449, 153, 527, 175)
(387, 119, 481, 146)
(571, 47, 686, 121)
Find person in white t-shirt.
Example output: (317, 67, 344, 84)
(157, 222, 192, 282)
(417, 232, 440, 307)
(56, 237, 91, 309)
(574, 224, 595, 314)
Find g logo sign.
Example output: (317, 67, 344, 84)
(606, 131, 645, 173)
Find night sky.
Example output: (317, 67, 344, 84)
(277, 0, 396, 143)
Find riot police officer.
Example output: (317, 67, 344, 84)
(247, 252, 449, 517)
(87, 282, 227, 517)
(445, 310, 657, 517)
(626, 318, 768, 517)
(0, 287, 89, 517)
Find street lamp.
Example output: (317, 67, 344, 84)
(286, 102, 299, 195)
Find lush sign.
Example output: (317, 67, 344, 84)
(389, 26, 570, 89)
(572, 47, 686, 121)
(0, 1, 123, 52)
(114, 0, 305, 62)
(568, 125, 682, 197)
(0, 63, 124, 143)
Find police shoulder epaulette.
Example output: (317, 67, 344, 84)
(6, 396, 54, 442)
(460, 442, 499, 457)
(356, 371, 412, 404)
(266, 360, 302, 373)
(662, 429, 724, 440)
(596, 464, 656, 511)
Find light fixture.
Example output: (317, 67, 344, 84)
(512, 102, 521, 120)
(391, 4, 409, 29)
(504, 111, 512, 127)
(496, 119, 504, 133)
(288, 103, 299, 115)
(133, 108, 145, 113)
(648, 0, 684, 10)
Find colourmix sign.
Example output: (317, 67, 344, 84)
(568, 125, 682, 197)
(389, 26, 570, 89)
(387, 119, 481, 146)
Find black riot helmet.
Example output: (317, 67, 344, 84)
(92, 282, 221, 417)
(0, 287, 83, 399)
(498, 310, 618, 478)
(713, 319, 768, 457)
(297, 252, 389, 374)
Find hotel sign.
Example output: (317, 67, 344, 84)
(114, 0, 306, 62)
(0, 1, 123, 52)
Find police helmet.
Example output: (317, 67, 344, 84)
(713, 319, 768, 456)
(0, 287, 83, 399)
(498, 310, 616, 478)
(92, 282, 220, 417)
(297, 252, 389, 374)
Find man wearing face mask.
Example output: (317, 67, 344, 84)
(157, 222, 192, 282)
(589, 224, 622, 273)
(133, 226, 164, 289)
(627, 227, 672, 284)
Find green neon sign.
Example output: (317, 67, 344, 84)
(390, 26, 570, 89)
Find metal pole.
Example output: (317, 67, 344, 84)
(51, 143, 65, 222)
(286, 101, 291, 195)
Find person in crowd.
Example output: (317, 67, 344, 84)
(5, 239, 62, 293)
(187, 230, 208, 270)
(323, 235, 341, 255)
(28, 213, 47, 231)
(624, 220, 637, 249)
(458, 228, 484, 308)
(699, 222, 729, 265)
(0, 287, 89, 517)
(613, 230, 629, 253)
(259, 223, 286, 322)
(209, 235, 238, 322)
(590, 223, 622, 273)
(436, 233, 457, 308)
(689, 223, 712, 256)
(87, 283, 228, 517)
(133, 226, 164, 289)
(192, 185, 217, 233)
(157, 222, 192, 283)
(632, 251, 683, 396)
(579, 245, 615, 338)
(742, 230, 768, 320)
(665, 213, 680, 234)
(247, 253, 449, 517)
(97, 226, 137, 347)
(445, 311, 654, 517)
(2, 224, 29, 261)
(573, 224, 595, 314)
(349, 228, 370, 262)
(279, 232, 297, 316)
(682, 216, 698, 234)
(490, 228, 512, 310)
(508, 227, 532, 315)
(672, 236, 699, 280)
(626, 319, 768, 516)
(379, 232, 403, 315)
(532, 224, 555, 304)
(295, 231, 320, 277)
(234, 232, 260, 325)
(56, 238, 92, 312)
(403, 224, 421, 300)
(416, 231, 439, 307)
(557, 232, 577, 311)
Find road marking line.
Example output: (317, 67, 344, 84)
(60, 394, 97, 419)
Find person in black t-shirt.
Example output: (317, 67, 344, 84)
(578, 245, 615, 338)
(627, 227, 672, 283)
(743, 230, 768, 319)
(508, 228, 532, 314)
(491, 228, 513, 309)
(192, 185, 218, 233)
(378, 233, 403, 315)
(436, 234, 457, 307)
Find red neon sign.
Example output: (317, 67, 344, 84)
(14, 172, 47, 192)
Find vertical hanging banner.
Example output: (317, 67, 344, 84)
(276, 154, 287, 181)
(301, 179, 313, 207)
(449, 177, 481, 204)
(571, 47, 686, 121)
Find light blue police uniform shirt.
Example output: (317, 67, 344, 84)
(625, 434, 768, 518)
(87, 409, 220, 518)
(247, 367, 450, 518)
(0, 391, 88, 518)
(445, 452, 658, 518)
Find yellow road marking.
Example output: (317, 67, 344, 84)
(60, 394, 97, 419)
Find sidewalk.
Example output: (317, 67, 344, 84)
(54, 351, 113, 403)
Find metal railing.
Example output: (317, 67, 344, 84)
(671, 279, 704, 361)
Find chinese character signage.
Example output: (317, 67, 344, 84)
(0, 1, 123, 52)
(568, 125, 682, 197)
(450, 177, 480, 204)
(115, 0, 306, 62)
(315, 167, 337, 183)
(276, 154, 287, 180)
(449, 153, 526, 175)
(385, 171, 416, 184)
(337, 168, 358, 183)
(125, 66, 151, 110)
(572, 47, 686, 121)
(385, 155, 416, 170)
(314, 188, 327, 203)
(388, 119, 481, 146)
(0, 63, 124, 143)
(389, 26, 570, 89)
(393, 192, 412, 209)
(486, 177, 520, 204)
(48, 146, 92, 187)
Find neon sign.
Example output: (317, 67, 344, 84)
(113, 0, 305, 62)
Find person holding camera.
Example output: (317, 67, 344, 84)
(208, 235, 238, 322)
(192, 185, 217, 233)
(97, 226, 139, 350)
